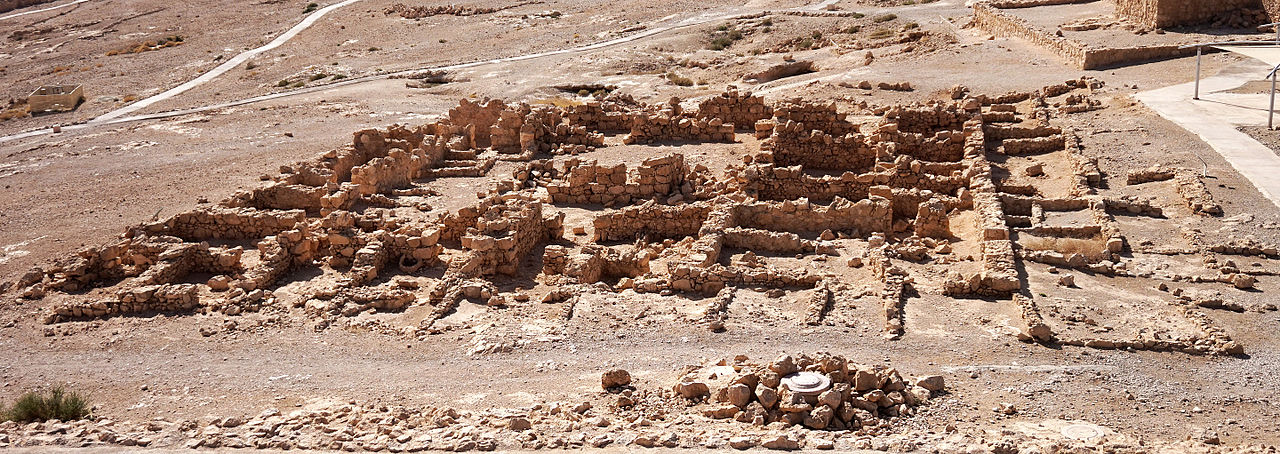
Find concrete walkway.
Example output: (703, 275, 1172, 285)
(1136, 60, 1280, 209)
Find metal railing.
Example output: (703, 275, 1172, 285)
(1179, 40, 1280, 100)
(1178, 25, 1280, 129)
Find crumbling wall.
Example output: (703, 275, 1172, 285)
(546, 154, 687, 205)
(449, 98, 506, 148)
(518, 107, 605, 153)
(974, 2, 1200, 69)
(624, 113, 736, 145)
(563, 101, 637, 133)
(144, 207, 306, 241)
(770, 101, 857, 136)
(456, 194, 564, 276)
(732, 197, 893, 236)
(695, 88, 772, 132)
(593, 202, 713, 242)
(973, 4, 1085, 67)
(350, 138, 448, 195)
(883, 105, 970, 135)
(766, 125, 872, 172)
(959, 118, 1020, 295)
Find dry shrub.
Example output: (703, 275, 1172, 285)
(106, 35, 185, 56)
(0, 102, 30, 122)
(4, 386, 91, 423)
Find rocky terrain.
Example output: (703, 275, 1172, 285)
(2, 0, 1280, 452)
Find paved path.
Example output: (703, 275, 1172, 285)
(1136, 60, 1280, 209)
(0, 0, 90, 21)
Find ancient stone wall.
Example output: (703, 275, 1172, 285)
(963, 118, 1020, 295)
(449, 98, 506, 148)
(770, 102, 857, 136)
(546, 154, 687, 206)
(519, 107, 606, 153)
(974, 2, 1202, 69)
(456, 194, 563, 276)
(743, 164, 871, 202)
(695, 88, 773, 132)
(732, 197, 893, 236)
(973, 3, 1086, 67)
(563, 101, 636, 133)
(766, 125, 872, 172)
(145, 207, 307, 241)
(1114, 0, 1262, 28)
(593, 202, 712, 242)
(624, 113, 736, 145)
(882, 105, 970, 135)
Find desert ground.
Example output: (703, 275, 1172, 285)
(1, 0, 1279, 452)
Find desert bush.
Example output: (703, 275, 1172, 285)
(708, 23, 745, 50)
(709, 36, 733, 50)
(4, 386, 91, 423)
(303, 2, 319, 13)
(666, 73, 694, 86)
(106, 35, 184, 56)
(0, 103, 30, 122)
(873, 14, 897, 23)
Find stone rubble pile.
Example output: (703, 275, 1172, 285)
(673, 354, 945, 431)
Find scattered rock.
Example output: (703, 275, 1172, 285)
(674, 381, 710, 399)
(761, 434, 800, 450)
(601, 369, 631, 389)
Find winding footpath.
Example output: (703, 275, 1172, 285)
(92, 0, 364, 122)
(0, 0, 90, 21)
(0, 0, 843, 144)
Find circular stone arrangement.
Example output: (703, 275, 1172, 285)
(1061, 423, 1105, 440)
(781, 371, 831, 395)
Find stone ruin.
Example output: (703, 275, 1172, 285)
(669, 353, 944, 433)
(1112, 0, 1273, 29)
(5, 81, 1264, 357)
